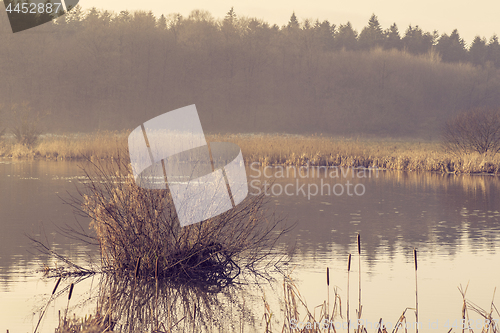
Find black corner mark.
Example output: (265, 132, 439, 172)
(3, 0, 79, 33)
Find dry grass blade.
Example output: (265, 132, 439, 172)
(465, 288, 499, 333)
(391, 308, 415, 333)
(458, 282, 472, 333)
(33, 276, 63, 333)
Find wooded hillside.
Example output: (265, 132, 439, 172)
(0, 7, 499, 138)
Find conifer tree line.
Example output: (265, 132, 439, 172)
(0, 7, 499, 137)
(287, 12, 500, 66)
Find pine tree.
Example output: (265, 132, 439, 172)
(487, 34, 500, 67)
(436, 29, 467, 62)
(287, 12, 299, 30)
(157, 14, 167, 30)
(335, 22, 358, 51)
(384, 23, 402, 50)
(358, 14, 385, 50)
(402, 25, 435, 55)
(314, 20, 335, 51)
(224, 7, 236, 26)
(469, 36, 487, 66)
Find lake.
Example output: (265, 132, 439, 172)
(1, 159, 499, 332)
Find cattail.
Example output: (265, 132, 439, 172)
(327, 267, 330, 322)
(68, 283, 74, 301)
(414, 248, 419, 333)
(135, 257, 141, 278)
(52, 277, 62, 295)
(357, 233, 362, 329)
(357, 234, 361, 255)
(34, 277, 63, 333)
(347, 253, 352, 333)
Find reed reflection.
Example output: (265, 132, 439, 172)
(55, 272, 265, 333)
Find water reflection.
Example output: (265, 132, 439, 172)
(1, 161, 500, 331)
(249, 167, 500, 264)
(57, 273, 265, 333)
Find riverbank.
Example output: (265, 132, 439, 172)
(1, 132, 499, 174)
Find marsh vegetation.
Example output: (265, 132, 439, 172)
(49, 234, 500, 333)
(2, 132, 500, 174)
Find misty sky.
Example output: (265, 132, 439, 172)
(79, 0, 499, 46)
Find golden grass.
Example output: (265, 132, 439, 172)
(1, 132, 500, 174)
(0, 131, 127, 160)
(55, 313, 113, 333)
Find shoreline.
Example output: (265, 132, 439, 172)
(1, 132, 499, 175)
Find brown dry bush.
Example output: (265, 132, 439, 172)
(70, 153, 290, 289)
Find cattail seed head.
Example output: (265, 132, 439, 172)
(135, 257, 141, 278)
(357, 234, 361, 255)
(414, 248, 418, 271)
(52, 277, 62, 295)
(68, 283, 74, 301)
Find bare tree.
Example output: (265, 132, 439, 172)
(10, 102, 47, 148)
(442, 107, 500, 155)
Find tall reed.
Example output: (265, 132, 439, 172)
(348, 253, 352, 333)
(357, 233, 362, 333)
(64, 283, 74, 323)
(414, 248, 418, 333)
(327, 267, 330, 322)
(33, 276, 62, 333)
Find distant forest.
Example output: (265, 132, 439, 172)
(1, 6, 500, 137)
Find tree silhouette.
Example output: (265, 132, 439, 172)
(469, 36, 487, 66)
(0, 7, 498, 137)
(287, 12, 299, 31)
(436, 29, 467, 62)
(384, 23, 402, 50)
(487, 35, 500, 67)
(335, 22, 357, 50)
(358, 14, 385, 50)
(443, 107, 500, 156)
(314, 19, 335, 51)
(402, 25, 435, 55)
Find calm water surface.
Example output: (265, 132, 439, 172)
(1, 160, 499, 332)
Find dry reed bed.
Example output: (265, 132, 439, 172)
(2, 132, 500, 174)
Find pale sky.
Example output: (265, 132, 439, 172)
(79, 0, 499, 46)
